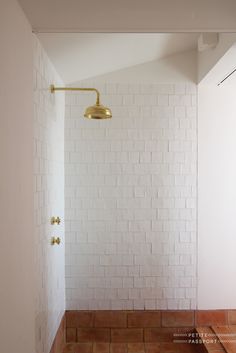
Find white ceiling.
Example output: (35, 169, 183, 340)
(37, 33, 198, 84)
(18, 0, 236, 32)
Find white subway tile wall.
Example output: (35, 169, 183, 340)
(33, 36, 65, 353)
(65, 82, 197, 310)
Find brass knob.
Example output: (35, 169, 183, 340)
(51, 237, 61, 245)
(51, 216, 61, 225)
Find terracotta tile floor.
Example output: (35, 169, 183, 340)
(63, 341, 200, 353)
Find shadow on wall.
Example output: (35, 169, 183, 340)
(163, 50, 197, 83)
(69, 50, 197, 86)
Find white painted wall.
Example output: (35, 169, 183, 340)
(0, 1, 35, 352)
(0, 2, 65, 353)
(198, 84, 236, 309)
(65, 51, 197, 310)
(33, 36, 65, 353)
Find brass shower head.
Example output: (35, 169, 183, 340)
(84, 103, 112, 120)
(50, 85, 112, 120)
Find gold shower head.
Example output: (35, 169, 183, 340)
(84, 103, 112, 120)
(50, 85, 112, 120)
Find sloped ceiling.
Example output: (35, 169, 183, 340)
(37, 33, 198, 84)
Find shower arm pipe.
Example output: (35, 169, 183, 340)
(50, 85, 100, 105)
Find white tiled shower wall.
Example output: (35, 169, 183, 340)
(33, 36, 65, 353)
(65, 81, 197, 310)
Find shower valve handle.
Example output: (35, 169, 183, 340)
(51, 216, 61, 225)
(51, 237, 61, 245)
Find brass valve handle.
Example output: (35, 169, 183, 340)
(51, 237, 61, 245)
(51, 216, 61, 225)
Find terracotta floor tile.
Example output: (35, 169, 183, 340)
(195, 310, 228, 326)
(145, 328, 172, 343)
(128, 312, 161, 328)
(66, 311, 79, 328)
(145, 343, 161, 353)
(175, 343, 202, 353)
(229, 325, 236, 333)
(145, 327, 192, 343)
(63, 339, 201, 353)
(62, 344, 71, 353)
(160, 343, 187, 353)
(204, 351, 225, 353)
(194, 327, 223, 352)
(193, 326, 214, 343)
(161, 311, 194, 328)
(111, 329, 143, 343)
(160, 343, 180, 353)
(66, 328, 77, 342)
(93, 342, 110, 353)
(110, 343, 128, 353)
(127, 342, 145, 353)
(63, 343, 93, 353)
(228, 310, 236, 325)
(66, 311, 94, 328)
(212, 326, 236, 353)
(77, 328, 110, 342)
(95, 311, 127, 328)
